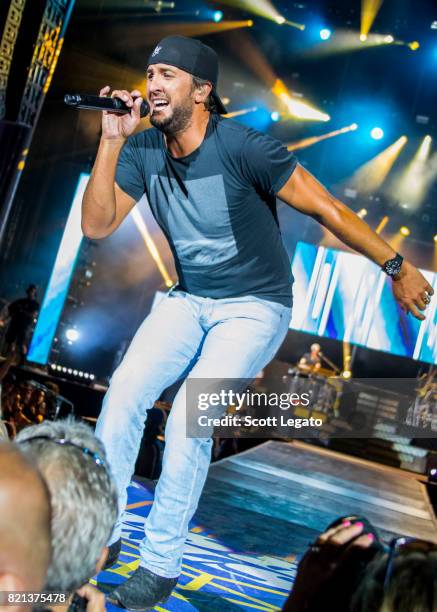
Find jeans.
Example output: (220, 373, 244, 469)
(95, 290, 292, 578)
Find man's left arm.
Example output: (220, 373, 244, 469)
(277, 164, 434, 320)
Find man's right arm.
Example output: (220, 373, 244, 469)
(81, 86, 143, 239)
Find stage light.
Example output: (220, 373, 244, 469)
(247, 19, 253, 26)
(409, 41, 420, 51)
(271, 111, 280, 121)
(357, 208, 367, 218)
(65, 328, 79, 342)
(370, 127, 384, 140)
(376, 216, 389, 234)
(342, 370, 352, 379)
(361, 0, 383, 41)
(400, 226, 410, 236)
(218, 0, 304, 29)
(434, 234, 437, 242)
(360, 34, 367, 42)
(213, 10, 223, 22)
(287, 123, 358, 151)
(51, 363, 56, 370)
(90, 374, 95, 381)
(272, 79, 330, 122)
(130, 208, 174, 288)
(320, 28, 331, 40)
(384, 34, 394, 43)
(395, 135, 434, 209)
(347, 136, 407, 194)
(224, 106, 258, 118)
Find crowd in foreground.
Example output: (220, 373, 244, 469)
(1, 417, 436, 612)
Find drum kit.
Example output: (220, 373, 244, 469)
(283, 352, 342, 416)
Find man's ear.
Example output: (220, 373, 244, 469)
(194, 82, 212, 105)
(94, 547, 108, 575)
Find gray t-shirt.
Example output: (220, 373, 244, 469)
(116, 113, 297, 306)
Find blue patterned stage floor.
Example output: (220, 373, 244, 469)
(96, 477, 296, 611)
(94, 440, 436, 611)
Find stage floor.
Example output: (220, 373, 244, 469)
(96, 440, 437, 611)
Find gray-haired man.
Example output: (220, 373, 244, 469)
(16, 418, 118, 595)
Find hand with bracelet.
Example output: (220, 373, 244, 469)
(383, 253, 434, 321)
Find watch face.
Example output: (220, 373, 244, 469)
(384, 256, 402, 276)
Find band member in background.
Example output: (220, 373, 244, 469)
(3, 285, 39, 364)
(299, 343, 322, 373)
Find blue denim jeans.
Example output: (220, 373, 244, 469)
(95, 290, 292, 578)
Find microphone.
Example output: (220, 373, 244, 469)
(64, 94, 150, 118)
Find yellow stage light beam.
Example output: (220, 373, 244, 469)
(138, 19, 254, 39)
(375, 215, 389, 234)
(343, 341, 352, 377)
(130, 208, 173, 288)
(224, 106, 258, 118)
(226, 29, 277, 87)
(361, 0, 384, 40)
(217, 0, 305, 29)
(386, 231, 407, 252)
(286, 123, 357, 151)
(303, 29, 397, 58)
(272, 79, 330, 122)
(395, 135, 433, 209)
(347, 135, 407, 194)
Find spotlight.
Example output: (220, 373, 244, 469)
(275, 15, 285, 25)
(213, 10, 223, 23)
(400, 226, 410, 236)
(434, 235, 437, 242)
(370, 127, 384, 140)
(409, 41, 420, 51)
(271, 111, 280, 121)
(51, 363, 56, 370)
(384, 35, 394, 43)
(342, 370, 352, 379)
(90, 374, 95, 381)
(360, 34, 367, 42)
(357, 208, 368, 218)
(247, 19, 253, 26)
(65, 328, 79, 342)
(320, 28, 331, 40)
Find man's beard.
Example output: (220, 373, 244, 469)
(150, 99, 193, 135)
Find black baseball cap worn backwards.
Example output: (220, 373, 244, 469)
(146, 35, 228, 115)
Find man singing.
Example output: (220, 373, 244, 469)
(82, 35, 433, 609)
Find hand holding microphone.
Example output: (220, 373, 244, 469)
(65, 86, 149, 142)
(101, 86, 145, 142)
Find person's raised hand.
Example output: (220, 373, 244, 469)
(99, 86, 143, 142)
(283, 520, 375, 611)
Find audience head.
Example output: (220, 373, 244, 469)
(16, 418, 118, 593)
(0, 442, 51, 610)
(352, 543, 437, 611)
